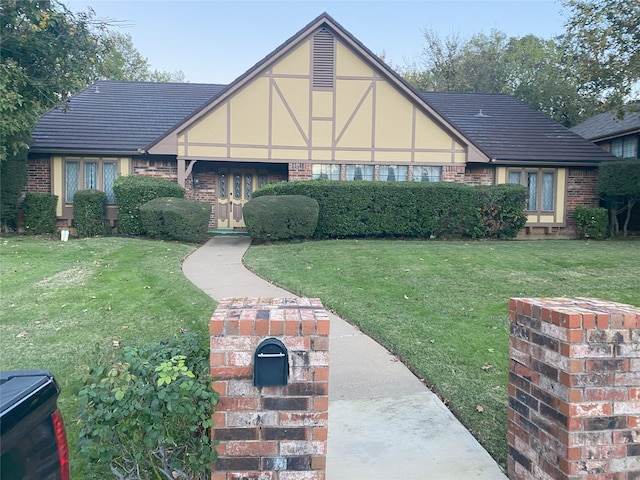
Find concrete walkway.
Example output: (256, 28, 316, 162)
(182, 236, 508, 479)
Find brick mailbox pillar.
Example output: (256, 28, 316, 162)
(210, 297, 330, 480)
(508, 297, 640, 480)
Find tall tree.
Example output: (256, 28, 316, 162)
(0, 0, 108, 230)
(560, 0, 640, 112)
(401, 29, 599, 126)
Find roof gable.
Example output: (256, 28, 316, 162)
(30, 81, 225, 154)
(149, 12, 485, 160)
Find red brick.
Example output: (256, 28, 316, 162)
(227, 440, 277, 457)
(317, 319, 330, 336)
(210, 319, 224, 335)
(596, 313, 610, 329)
(255, 319, 269, 335)
(582, 313, 596, 329)
(218, 397, 261, 412)
(302, 320, 316, 335)
(212, 381, 227, 396)
(560, 313, 582, 329)
(270, 320, 284, 335)
(285, 320, 300, 335)
(239, 319, 254, 335)
(213, 411, 226, 427)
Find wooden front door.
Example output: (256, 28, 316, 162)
(217, 170, 256, 228)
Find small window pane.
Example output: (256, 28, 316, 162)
(219, 173, 227, 198)
(84, 162, 98, 189)
(245, 174, 253, 199)
(346, 165, 373, 181)
(234, 174, 242, 199)
(508, 171, 522, 184)
(542, 172, 554, 211)
(527, 172, 538, 211)
(103, 163, 117, 203)
(380, 165, 408, 182)
(66, 162, 79, 202)
(413, 166, 441, 182)
(312, 164, 340, 180)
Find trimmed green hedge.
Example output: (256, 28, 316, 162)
(253, 181, 527, 239)
(23, 192, 58, 234)
(243, 195, 319, 241)
(113, 176, 184, 235)
(73, 189, 107, 237)
(140, 197, 211, 243)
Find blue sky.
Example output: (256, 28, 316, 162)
(65, 0, 567, 84)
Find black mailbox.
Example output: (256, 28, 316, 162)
(254, 338, 289, 386)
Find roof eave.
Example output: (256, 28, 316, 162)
(29, 147, 146, 156)
(489, 158, 610, 167)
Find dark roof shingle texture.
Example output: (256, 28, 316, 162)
(31, 80, 226, 153)
(419, 92, 616, 164)
(571, 109, 640, 141)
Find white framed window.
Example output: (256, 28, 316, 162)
(412, 166, 442, 182)
(312, 164, 340, 180)
(65, 159, 118, 204)
(379, 165, 408, 182)
(508, 168, 555, 212)
(345, 164, 374, 181)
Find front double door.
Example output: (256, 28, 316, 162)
(217, 170, 256, 229)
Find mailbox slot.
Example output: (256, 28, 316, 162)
(254, 338, 289, 386)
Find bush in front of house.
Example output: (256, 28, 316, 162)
(140, 197, 211, 243)
(472, 184, 528, 239)
(243, 195, 319, 241)
(23, 192, 58, 234)
(75, 331, 218, 480)
(573, 205, 608, 240)
(253, 181, 526, 239)
(73, 189, 107, 237)
(113, 176, 185, 235)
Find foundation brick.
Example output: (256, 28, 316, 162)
(508, 298, 640, 480)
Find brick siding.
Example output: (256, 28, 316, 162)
(566, 168, 600, 231)
(210, 297, 330, 480)
(26, 158, 52, 193)
(508, 297, 640, 480)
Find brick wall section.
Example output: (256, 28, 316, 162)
(210, 297, 330, 480)
(566, 168, 600, 231)
(508, 297, 640, 480)
(133, 158, 178, 180)
(441, 164, 466, 183)
(288, 163, 313, 181)
(26, 158, 52, 193)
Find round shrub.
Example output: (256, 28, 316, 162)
(140, 197, 211, 243)
(113, 176, 185, 235)
(73, 189, 107, 237)
(243, 195, 319, 241)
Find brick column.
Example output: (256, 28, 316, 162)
(508, 297, 640, 480)
(210, 297, 330, 480)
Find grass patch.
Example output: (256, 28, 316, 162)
(243, 239, 640, 468)
(0, 236, 216, 479)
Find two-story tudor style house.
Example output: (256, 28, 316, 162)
(27, 13, 616, 237)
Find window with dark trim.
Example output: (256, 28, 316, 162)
(345, 164, 374, 181)
(312, 164, 340, 180)
(412, 166, 442, 182)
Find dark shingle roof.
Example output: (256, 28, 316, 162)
(419, 92, 616, 164)
(571, 108, 640, 142)
(30, 80, 226, 154)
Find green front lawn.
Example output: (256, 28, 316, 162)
(0, 236, 216, 478)
(243, 239, 640, 467)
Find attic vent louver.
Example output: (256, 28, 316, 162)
(312, 28, 335, 89)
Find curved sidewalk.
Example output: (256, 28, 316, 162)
(182, 236, 508, 479)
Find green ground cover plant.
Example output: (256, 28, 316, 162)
(243, 239, 640, 468)
(0, 236, 216, 479)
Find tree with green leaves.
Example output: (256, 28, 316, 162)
(98, 32, 185, 83)
(597, 160, 640, 237)
(401, 30, 597, 127)
(0, 0, 108, 230)
(560, 0, 640, 112)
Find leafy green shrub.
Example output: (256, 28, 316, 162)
(573, 205, 608, 240)
(243, 195, 319, 241)
(23, 192, 58, 234)
(253, 181, 527, 239)
(113, 176, 185, 235)
(76, 332, 218, 480)
(473, 184, 528, 239)
(73, 189, 107, 237)
(140, 197, 211, 243)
